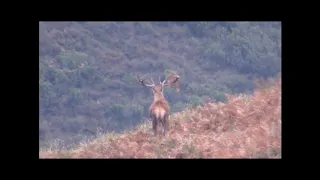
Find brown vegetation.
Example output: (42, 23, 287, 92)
(39, 78, 281, 158)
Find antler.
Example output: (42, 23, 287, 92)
(160, 72, 180, 87)
(135, 74, 156, 88)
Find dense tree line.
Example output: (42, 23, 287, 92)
(39, 22, 281, 148)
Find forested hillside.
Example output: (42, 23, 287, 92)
(39, 22, 281, 148)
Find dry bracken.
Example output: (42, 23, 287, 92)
(39, 78, 281, 159)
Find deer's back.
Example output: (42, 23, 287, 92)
(149, 100, 170, 119)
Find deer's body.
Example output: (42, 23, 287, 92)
(135, 73, 179, 136)
(149, 87, 170, 135)
(150, 100, 169, 121)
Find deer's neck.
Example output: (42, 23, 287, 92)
(153, 94, 165, 102)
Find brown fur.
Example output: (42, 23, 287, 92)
(149, 86, 170, 136)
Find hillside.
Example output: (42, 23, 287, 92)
(39, 22, 281, 149)
(39, 78, 281, 158)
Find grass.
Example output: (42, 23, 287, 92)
(39, 78, 281, 158)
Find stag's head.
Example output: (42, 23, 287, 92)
(135, 72, 180, 102)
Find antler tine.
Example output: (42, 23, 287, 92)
(137, 74, 148, 81)
(150, 77, 155, 85)
(161, 72, 172, 86)
(135, 73, 155, 88)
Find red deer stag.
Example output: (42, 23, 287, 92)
(135, 72, 180, 136)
